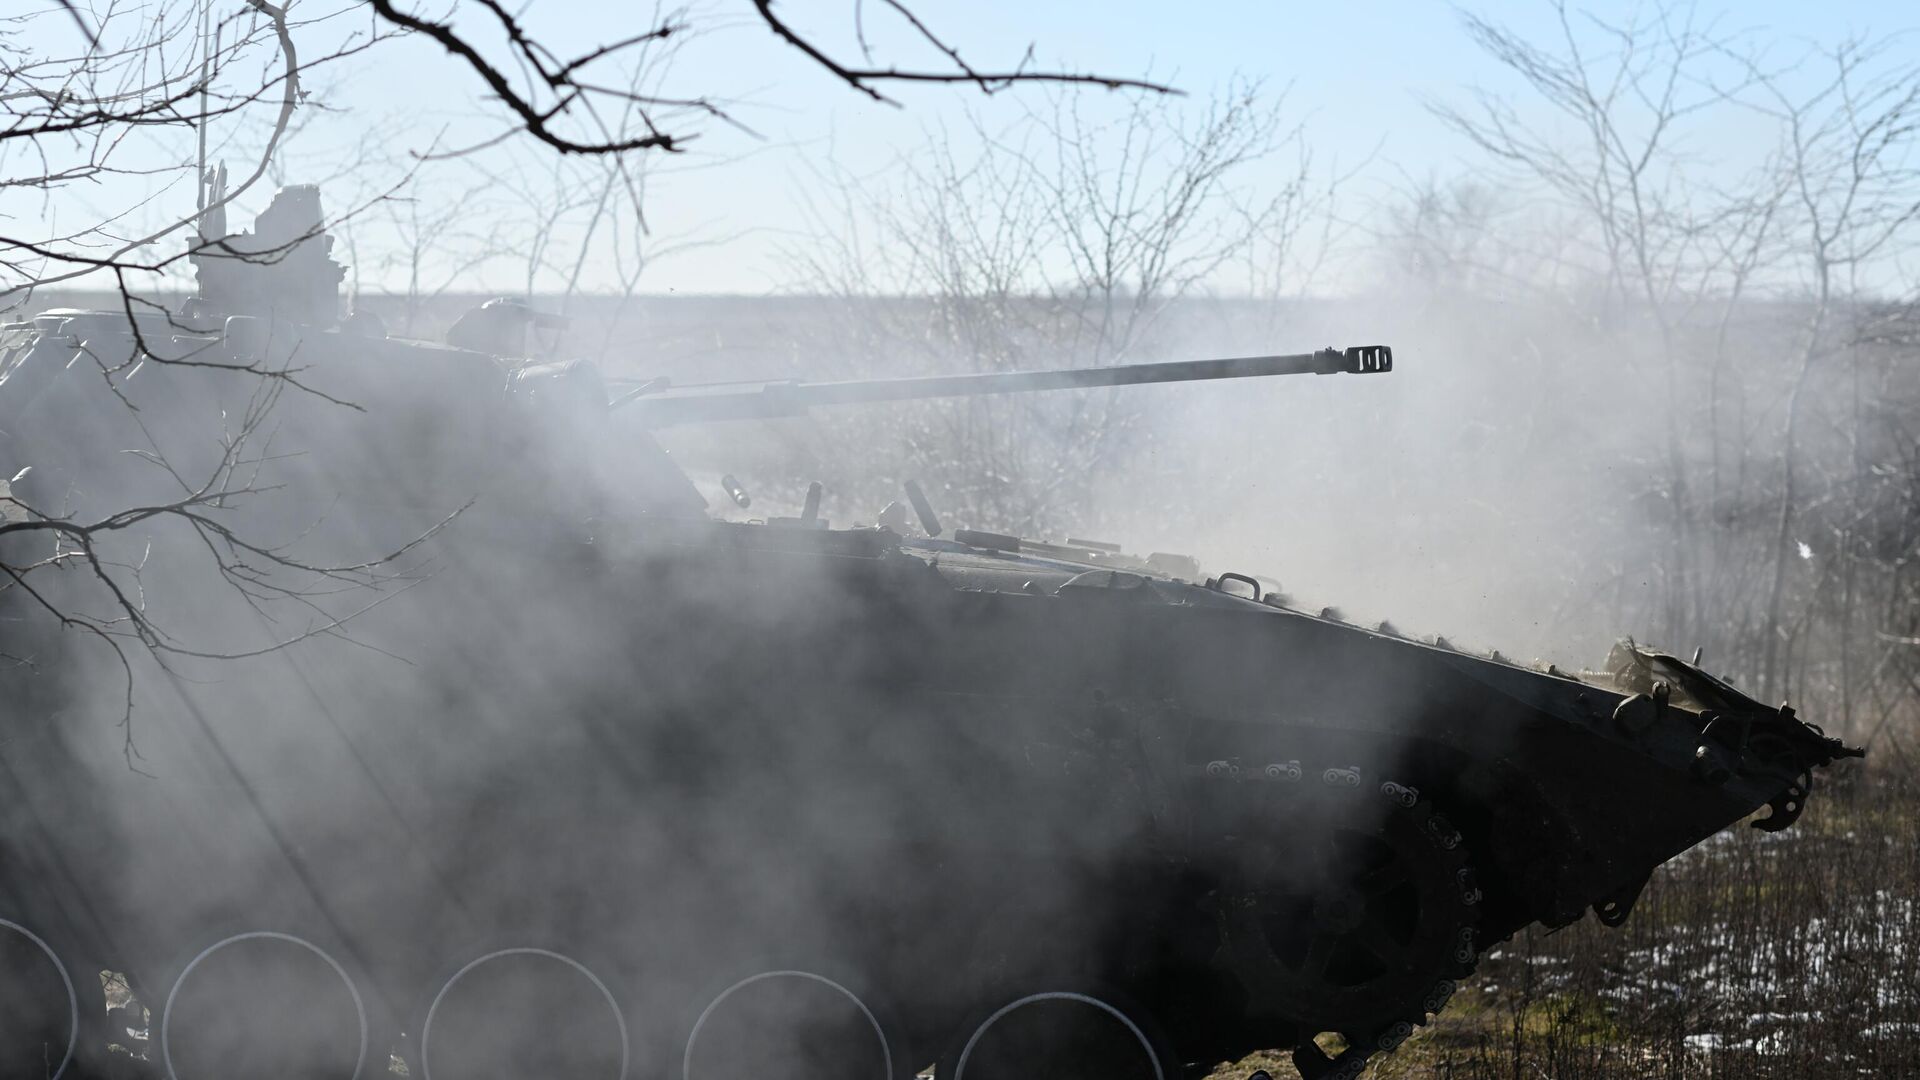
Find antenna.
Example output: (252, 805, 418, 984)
(195, 0, 213, 221)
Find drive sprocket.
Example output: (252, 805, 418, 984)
(1207, 774, 1480, 1079)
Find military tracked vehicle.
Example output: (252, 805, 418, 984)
(0, 187, 1861, 1080)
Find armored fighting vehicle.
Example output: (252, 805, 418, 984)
(0, 187, 1861, 1080)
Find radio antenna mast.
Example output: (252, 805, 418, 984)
(195, 0, 212, 220)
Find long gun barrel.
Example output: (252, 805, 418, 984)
(613, 345, 1391, 427)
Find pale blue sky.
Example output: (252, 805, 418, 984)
(367, 0, 1920, 292)
(15, 0, 1920, 294)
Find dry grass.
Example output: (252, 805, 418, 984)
(1208, 754, 1920, 1080)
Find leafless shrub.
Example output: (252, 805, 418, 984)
(1407, 3, 1920, 748)
(784, 82, 1320, 534)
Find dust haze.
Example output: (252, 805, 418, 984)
(3, 3, 1916, 1080)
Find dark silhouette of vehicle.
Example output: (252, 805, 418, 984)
(0, 187, 1861, 1080)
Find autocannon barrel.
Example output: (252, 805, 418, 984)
(615, 345, 1391, 427)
